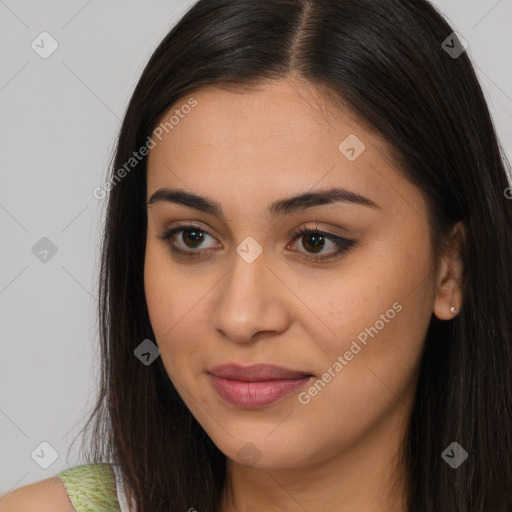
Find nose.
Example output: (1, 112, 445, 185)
(212, 249, 291, 343)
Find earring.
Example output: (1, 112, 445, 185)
(450, 304, 456, 313)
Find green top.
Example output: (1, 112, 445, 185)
(57, 463, 122, 511)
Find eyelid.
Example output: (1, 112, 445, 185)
(288, 221, 346, 239)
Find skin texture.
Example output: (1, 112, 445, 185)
(145, 77, 464, 512)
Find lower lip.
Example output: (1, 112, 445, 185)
(209, 374, 312, 408)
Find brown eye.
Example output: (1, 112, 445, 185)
(301, 231, 326, 254)
(181, 228, 206, 248)
(158, 224, 355, 263)
(287, 227, 355, 262)
(158, 225, 220, 256)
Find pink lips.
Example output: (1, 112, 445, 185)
(208, 363, 312, 408)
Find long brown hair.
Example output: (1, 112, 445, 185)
(74, 1, 512, 510)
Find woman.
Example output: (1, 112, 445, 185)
(3, 0, 511, 510)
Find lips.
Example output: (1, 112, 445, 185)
(208, 364, 313, 408)
(209, 363, 311, 381)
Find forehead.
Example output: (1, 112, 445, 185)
(146, 78, 424, 217)
(150, 78, 388, 157)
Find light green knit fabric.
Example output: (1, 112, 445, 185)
(57, 463, 121, 512)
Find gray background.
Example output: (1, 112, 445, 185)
(1, 0, 511, 496)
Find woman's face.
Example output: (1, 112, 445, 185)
(144, 78, 442, 469)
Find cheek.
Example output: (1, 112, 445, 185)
(144, 243, 203, 353)
(319, 244, 429, 346)
(309, 236, 434, 405)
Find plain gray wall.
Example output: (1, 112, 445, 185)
(1, 0, 511, 496)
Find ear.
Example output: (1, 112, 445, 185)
(433, 221, 465, 320)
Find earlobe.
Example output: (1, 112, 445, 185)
(433, 279, 462, 320)
(432, 222, 465, 320)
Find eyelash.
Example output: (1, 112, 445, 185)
(157, 223, 355, 263)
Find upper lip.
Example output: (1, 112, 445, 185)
(208, 363, 312, 382)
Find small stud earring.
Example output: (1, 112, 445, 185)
(450, 304, 456, 313)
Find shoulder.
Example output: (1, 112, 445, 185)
(0, 476, 73, 511)
(1, 463, 121, 512)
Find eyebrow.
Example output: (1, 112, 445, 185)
(147, 186, 381, 217)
